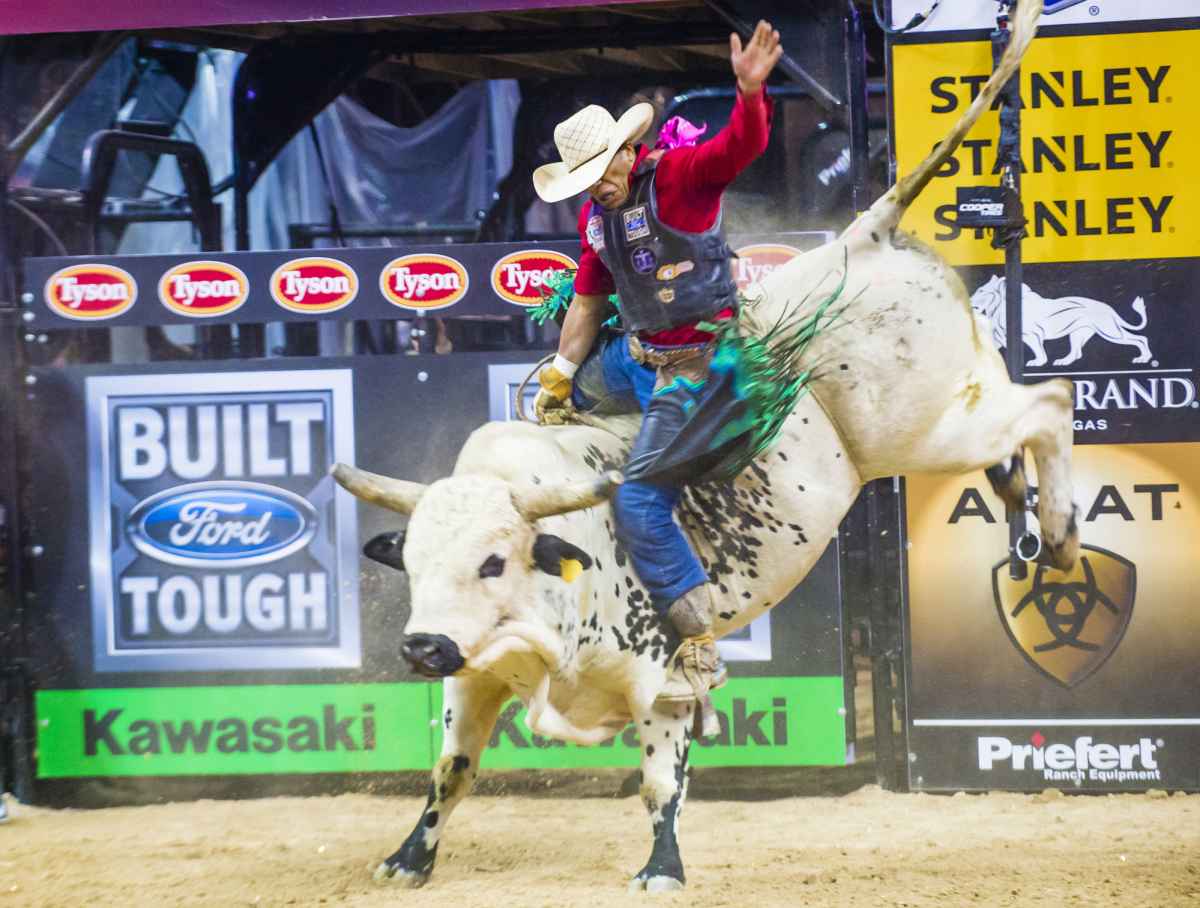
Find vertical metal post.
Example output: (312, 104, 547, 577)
(992, 7, 1029, 581)
(844, 0, 871, 218)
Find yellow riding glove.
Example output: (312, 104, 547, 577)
(535, 362, 575, 424)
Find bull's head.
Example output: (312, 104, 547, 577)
(332, 463, 620, 678)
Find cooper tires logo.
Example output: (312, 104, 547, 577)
(490, 249, 576, 306)
(270, 257, 358, 314)
(158, 261, 249, 318)
(993, 545, 1135, 688)
(380, 254, 469, 310)
(44, 264, 137, 320)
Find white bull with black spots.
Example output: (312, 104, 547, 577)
(334, 0, 1072, 891)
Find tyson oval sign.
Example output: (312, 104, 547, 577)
(44, 264, 138, 320)
(380, 254, 469, 311)
(490, 249, 577, 307)
(732, 243, 803, 291)
(270, 257, 359, 314)
(126, 481, 318, 569)
(158, 261, 250, 318)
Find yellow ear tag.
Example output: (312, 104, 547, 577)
(559, 558, 583, 583)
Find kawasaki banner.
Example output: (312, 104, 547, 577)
(891, 13, 1200, 790)
(25, 354, 849, 783)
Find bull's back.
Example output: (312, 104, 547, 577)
(757, 233, 1013, 479)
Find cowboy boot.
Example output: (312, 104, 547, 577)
(657, 586, 728, 703)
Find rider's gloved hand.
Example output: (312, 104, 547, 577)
(535, 355, 578, 424)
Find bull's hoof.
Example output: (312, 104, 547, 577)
(373, 861, 430, 888)
(628, 874, 685, 893)
(1043, 507, 1080, 572)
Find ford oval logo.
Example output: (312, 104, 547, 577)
(127, 481, 318, 568)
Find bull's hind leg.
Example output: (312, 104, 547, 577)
(375, 674, 509, 887)
(985, 450, 1028, 513)
(628, 700, 695, 893)
(1024, 380, 1080, 571)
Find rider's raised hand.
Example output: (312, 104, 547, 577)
(731, 20, 783, 96)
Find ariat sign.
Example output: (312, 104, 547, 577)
(978, 734, 1162, 784)
(380, 253, 469, 310)
(732, 243, 802, 291)
(44, 263, 137, 320)
(490, 249, 577, 306)
(85, 371, 359, 672)
(270, 257, 358, 313)
(891, 30, 1199, 265)
(158, 260, 249, 317)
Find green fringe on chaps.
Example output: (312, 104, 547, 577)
(695, 271, 848, 481)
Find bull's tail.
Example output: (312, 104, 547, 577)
(845, 0, 1042, 239)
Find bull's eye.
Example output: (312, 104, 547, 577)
(479, 554, 506, 579)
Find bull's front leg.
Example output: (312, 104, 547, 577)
(628, 699, 695, 893)
(375, 674, 509, 887)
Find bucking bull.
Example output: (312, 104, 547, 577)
(334, 0, 1074, 892)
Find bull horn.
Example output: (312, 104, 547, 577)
(511, 471, 623, 521)
(331, 463, 427, 515)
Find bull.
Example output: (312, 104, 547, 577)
(334, 0, 1073, 891)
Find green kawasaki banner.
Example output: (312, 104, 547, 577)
(37, 677, 845, 778)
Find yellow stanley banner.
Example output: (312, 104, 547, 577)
(892, 29, 1200, 266)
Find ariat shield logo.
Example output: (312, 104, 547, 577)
(993, 545, 1136, 688)
(270, 257, 358, 313)
(380, 254, 468, 310)
(490, 249, 576, 306)
(158, 261, 249, 318)
(45, 264, 137, 320)
(733, 243, 802, 290)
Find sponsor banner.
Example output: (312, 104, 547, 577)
(961, 258, 1200, 444)
(36, 685, 433, 777)
(891, 2, 1197, 32)
(732, 243, 804, 292)
(379, 253, 469, 311)
(43, 263, 137, 321)
(490, 249, 577, 306)
(157, 260, 249, 318)
(23, 233, 832, 328)
(269, 257, 358, 314)
(85, 370, 359, 672)
(891, 28, 1200, 266)
(904, 441, 1200, 790)
(434, 677, 849, 769)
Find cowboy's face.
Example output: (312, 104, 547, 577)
(587, 145, 637, 209)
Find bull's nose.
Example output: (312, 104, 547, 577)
(401, 633, 465, 678)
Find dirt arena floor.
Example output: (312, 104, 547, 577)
(2, 781, 1198, 907)
(4, 668, 1198, 906)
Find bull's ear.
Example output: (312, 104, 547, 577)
(364, 531, 406, 572)
(533, 534, 593, 583)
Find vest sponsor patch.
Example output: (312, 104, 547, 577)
(657, 287, 676, 304)
(586, 215, 604, 252)
(656, 260, 694, 282)
(623, 206, 650, 241)
(630, 247, 657, 273)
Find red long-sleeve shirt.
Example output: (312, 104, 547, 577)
(574, 87, 774, 346)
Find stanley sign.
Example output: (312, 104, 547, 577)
(892, 28, 1199, 266)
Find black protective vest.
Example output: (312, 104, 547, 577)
(590, 161, 737, 335)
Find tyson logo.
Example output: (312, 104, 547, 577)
(490, 249, 577, 307)
(44, 264, 137, 321)
(380, 254, 469, 310)
(270, 257, 358, 313)
(158, 261, 249, 318)
(733, 243, 802, 290)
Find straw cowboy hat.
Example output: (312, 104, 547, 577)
(533, 102, 655, 203)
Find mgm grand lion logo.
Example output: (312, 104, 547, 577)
(993, 546, 1136, 688)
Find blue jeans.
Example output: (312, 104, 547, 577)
(572, 333, 709, 614)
